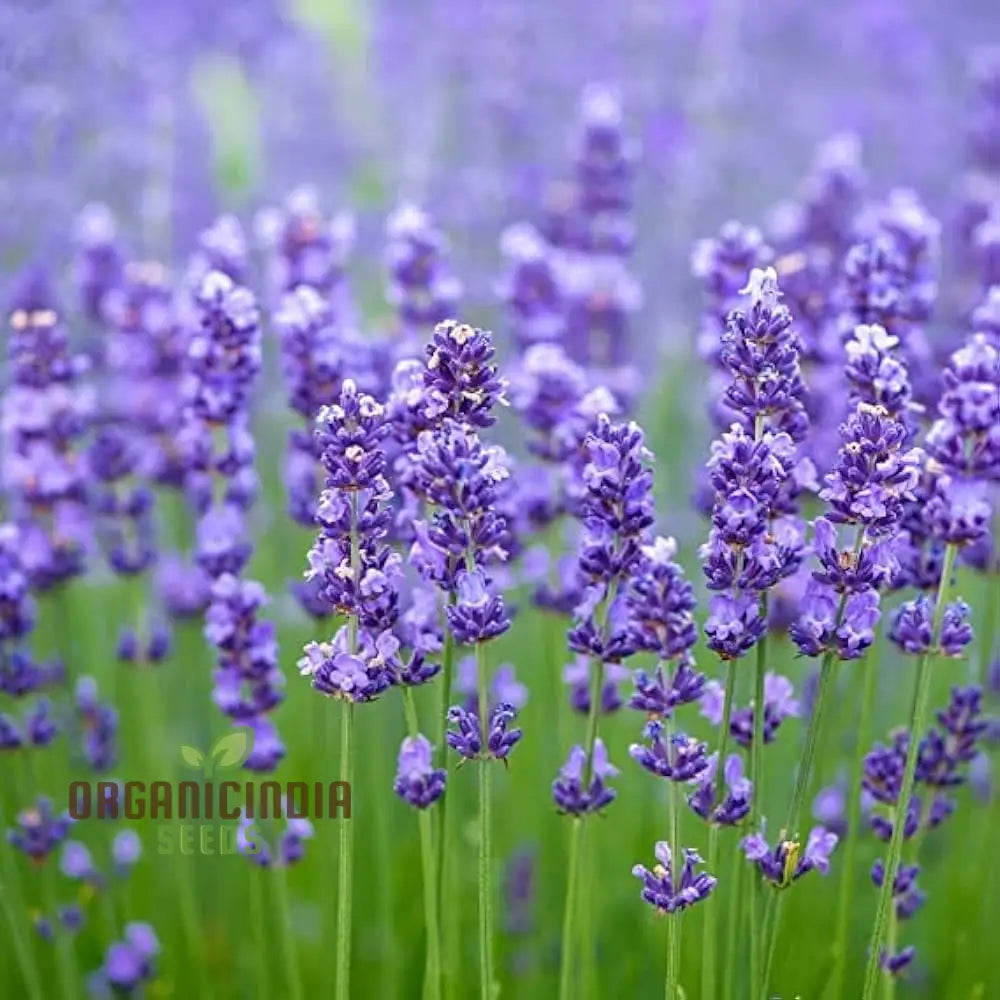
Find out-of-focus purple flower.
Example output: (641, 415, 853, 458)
(74, 676, 117, 772)
(72, 202, 124, 322)
(812, 782, 848, 839)
(700, 671, 800, 747)
(563, 654, 630, 715)
(552, 739, 618, 815)
(237, 811, 314, 869)
(91, 922, 158, 995)
(632, 842, 717, 913)
(688, 753, 752, 826)
(6, 796, 73, 862)
(256, 185, 354, 303)
(454, 658, 527, 714)
(394, 734, 446, 809)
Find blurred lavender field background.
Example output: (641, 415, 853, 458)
(2, 1, 1000, 998)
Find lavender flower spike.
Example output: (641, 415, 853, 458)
(632, 842, 717, 913)
(552, 739, 618, 816)
(394, 734, 446, 809)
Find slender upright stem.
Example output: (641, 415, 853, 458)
(404, 687, 443, 1000)
(274, 865, 304, 1000)
(665, 717, 682, 1000)
(830, 647, 878, 997)
(749, 599, 768, 998)
(762, 527, 868, 993)
(475, 642, 495, 1000)
(701, 656, 739, 1000)
(336, 702, 355, 1000)
(862, 543, 957, 999)
(558, 819, 584, 1000)
(248, 867, 268, 999)
(335, 494, 360, 1000)
(723, 843, 744, 1000)
(434, 609, 457, 999)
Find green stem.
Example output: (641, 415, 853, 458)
(336, 701, 355, 1000)
(248, 867, 268, 999)
(723, 842, 744, 1000)
(558, 819, 584, 1000)
(404, 688, 442, 1000)
(762, 527, 868, 992)
(830, 646, 878, 998)
(0, 836, 43, 1000)
(749, 598, 768, 998)
(701, 657, 739, 1000)
(861, 543, 957, 999)
(274, 865, 303, 1000)
(665, 717, 682, 1000)
(475, 642, 495, 1000)
(436, 603, 457, 1000)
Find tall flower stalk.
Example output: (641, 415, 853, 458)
(863, 327, 997, 995)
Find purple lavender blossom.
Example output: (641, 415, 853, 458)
(688, 753, 752, 826)
(238, 812, 314, 868)
(552, 739, 618, 815)
(632, 843, 717, 913)
(446, 702, 523, 761)
(394, 734, 446, 809)
(74, 676, 118, 772)
(563, 654, 629, 715)
(629, 721, 710, 782)
(90, 922, 159, 995)
(742, 825, 838, 886)
(6, 796, 73, 862)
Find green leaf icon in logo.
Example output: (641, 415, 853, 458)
(180, 745, 205, 769)
(212, 731, 251, 770)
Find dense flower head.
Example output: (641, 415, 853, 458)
(6, 796, 73, 861)
(628, 657, 705, 717)
(742, 825, 838, 886)
(394, 734, 446, 809)
(422, 320, 507, 429)
(552, 739, 618, 815)
(446, 568, 511, 645)
(629, 721, 709, 782)
(182, 271, 262, 424)
(687, 753, 753, 826)
(206, 574, 285, 736)
(790, 579, 881, 660)
(701, 672, 800, 748)
(299, 625, 396, 704)
(632, 842, 717, 914)
(625, 536, 698, 661)
(315, 380, 389, 491)
(888, 597, 973, 657)
(446, 702, 523, 761)
(820, 403, 921, 533)
(704, 593, 767, 661)
(721, 267, 808, 440)
(844, 324, 916, 426)
(925, 332, 999, 481)
(408, 425, 511, 585)
(692, 221, 772, 364)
